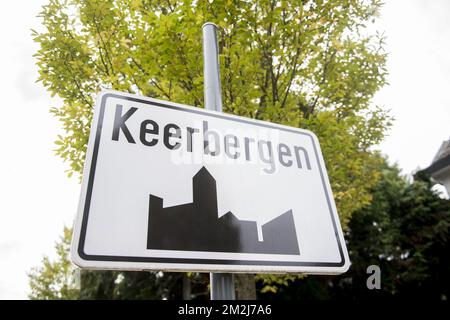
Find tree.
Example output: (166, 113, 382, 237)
(28, 226, 210, 299)
(33, 0, 390, 297)
(257, 161, 450, 300)
(28, 227, 79, 299)
(336, 165, 450, 300)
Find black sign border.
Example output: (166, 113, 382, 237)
(78, 93, 346, 268)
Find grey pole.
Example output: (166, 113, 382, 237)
(202, 22, 236, 300)
(203, 22, 223, 112)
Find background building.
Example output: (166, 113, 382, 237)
(423, 138, 450, 195)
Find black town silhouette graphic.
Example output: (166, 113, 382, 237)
(146, 167, 300, 255)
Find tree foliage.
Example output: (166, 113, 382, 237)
(258, 162, 450, 300)
(78, 269, 203, 300)
(28, 230, 210, 300)
(28, 227, 79, 300)
(34, 0, 390, 228)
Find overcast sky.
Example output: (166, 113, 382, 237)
(0, 0, 449, 299)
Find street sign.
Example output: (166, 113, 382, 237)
(71, 90, 350, 274)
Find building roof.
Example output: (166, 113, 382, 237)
(432, 139, 450, 162)
(424, 138, 450, 176)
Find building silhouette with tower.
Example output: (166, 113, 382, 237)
(147, 167, 300, 255)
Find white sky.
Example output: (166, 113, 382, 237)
(0, 0, 449, 299)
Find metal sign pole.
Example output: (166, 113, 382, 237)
(202, 22, 236, 300)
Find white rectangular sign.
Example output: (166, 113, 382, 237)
(71, 90, 350, 274)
